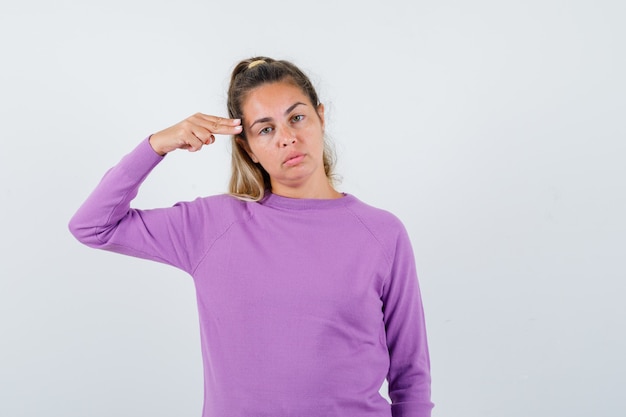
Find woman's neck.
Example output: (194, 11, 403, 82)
(270, 180, 342, 200)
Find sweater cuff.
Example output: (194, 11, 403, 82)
(118, 136, 165, 180)
(391, 402, 434, 417)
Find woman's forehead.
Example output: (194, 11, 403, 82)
(242, 82, 311, 116)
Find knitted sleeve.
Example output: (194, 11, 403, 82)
(382, 223, 434, 417)
(68, 138, 232, 274)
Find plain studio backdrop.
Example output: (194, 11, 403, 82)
(1, 1, 624, 416)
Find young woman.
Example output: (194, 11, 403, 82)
(69, 57, 433, 417)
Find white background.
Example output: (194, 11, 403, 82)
(1, 1, 624, 416)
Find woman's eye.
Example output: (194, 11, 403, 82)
(259, 126, 273, 135)
(291, 114, 304, 123)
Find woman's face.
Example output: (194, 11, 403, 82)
(240, 81, 327, 196)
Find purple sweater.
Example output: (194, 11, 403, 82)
(69, 138, 433, 417)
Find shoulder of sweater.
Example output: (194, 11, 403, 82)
(342, 197, 414, 268)
(180, 193, 247, 209)
(162, 194, 255, 244)
(176, 193, 254, 221)
(344, 196, 408, 244)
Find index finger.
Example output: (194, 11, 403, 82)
(196, 114, 242, 136)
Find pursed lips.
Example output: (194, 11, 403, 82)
(283, 152, 305, 166)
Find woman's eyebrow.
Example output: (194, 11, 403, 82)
(284, 101, 306, 115)
(248, 102, 307, 130)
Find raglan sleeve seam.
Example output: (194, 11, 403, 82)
(189, 203, 255, 275)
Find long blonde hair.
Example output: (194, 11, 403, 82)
(227, 57, 336, 201)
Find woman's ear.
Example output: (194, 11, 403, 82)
(236, 136, 259, 163)
(316, 103, 325, 129)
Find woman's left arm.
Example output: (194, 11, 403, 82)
(382, 225, 434, 417)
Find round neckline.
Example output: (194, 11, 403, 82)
(260, 192, 354, 210)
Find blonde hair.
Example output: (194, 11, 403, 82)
(227, 57, 336, 201)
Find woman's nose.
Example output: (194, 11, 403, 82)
(278, 125, 296, 147)
(281, 138, 296, 147)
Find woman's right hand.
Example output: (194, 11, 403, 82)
(149, 113, 243, 156)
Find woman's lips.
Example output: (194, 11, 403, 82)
(283, 153, 305, 166)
